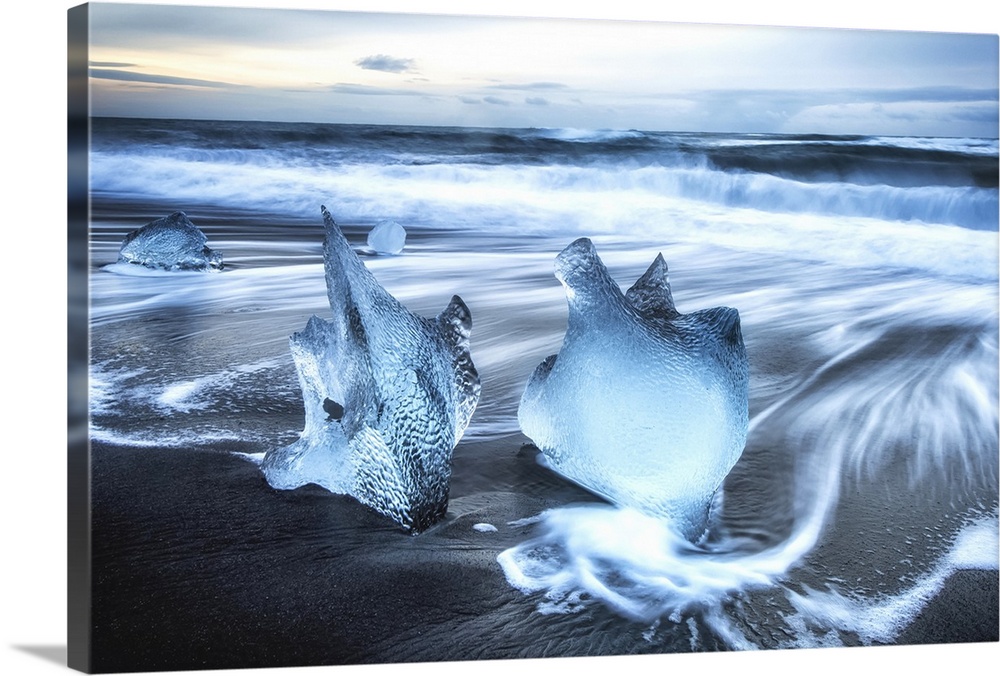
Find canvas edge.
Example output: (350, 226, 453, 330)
(68, 3, 92, 673)
(56, 4, 1000, 674)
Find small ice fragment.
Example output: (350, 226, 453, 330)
(367, 219, 407, 254)
(117, 211, 223, 271)
(231, 452, 266, 466)
(473, 523, 498, 533)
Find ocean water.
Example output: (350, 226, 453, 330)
(87, 117, 999, 654)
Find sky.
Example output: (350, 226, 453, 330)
(84, 1, 999, 137)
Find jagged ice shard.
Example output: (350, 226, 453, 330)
(262, 207, 480, 532)
(117, 211, 223, 271)
(518, 239, 749, 540)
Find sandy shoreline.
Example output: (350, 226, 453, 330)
(86, 438, 997, 672)
(89, 438, 608, 672)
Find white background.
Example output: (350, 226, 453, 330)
(3, 2, 998, 675)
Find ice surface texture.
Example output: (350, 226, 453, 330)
(262, 207, 480, 532)
(367, 219, 407, 254)
(518, 238, 748, 539)
(117, 211, 223, 271)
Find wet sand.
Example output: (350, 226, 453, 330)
(89, 437, 609, 672)
(87, 436, 997, 673)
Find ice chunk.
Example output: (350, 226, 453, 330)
(518, 238, 748, 539)
(367, 219, 407, 254)
(262, 206, 480, 532)
(117, 211, 223, 271)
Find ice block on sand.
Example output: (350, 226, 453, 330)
(117, 211, 223, 271)
(518, 238, 748, 539)
(262, 207, 480, 533)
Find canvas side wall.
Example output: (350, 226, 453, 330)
(67, 3, 91, 673)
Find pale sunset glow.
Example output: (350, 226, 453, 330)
(85, 2, 999, 135)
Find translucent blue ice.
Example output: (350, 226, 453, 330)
(518, 238, 749, 539)
(367, 219, 407, 254)
(262, 207, 480, 532)
(117, 211, 223, 271)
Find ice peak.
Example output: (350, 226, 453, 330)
(626, 253, 678, 321)
(438, 295, 473, 347)
(554, 237, 603, 285)
(554, 237, 627, 315)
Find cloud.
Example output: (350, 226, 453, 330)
(89, 61, 136, 68)
(483, 96, 510, 106)
(354, 54, 415, 74)
(637, 85, 998, 135)
(89, 4, 390, 50)
(888, 87, 998, 104)
(89, 68, 230, 88)
(488, 82, 568, 91)
(781, 99, 999, 136)
(525, 97, 549, 106)
(329, 83, 424, 97)
(459, 96, 482, 105)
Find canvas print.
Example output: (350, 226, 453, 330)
(68, 2, 999, 673)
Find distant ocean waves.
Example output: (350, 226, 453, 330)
(91, 151, 997, 227)
(90, 118, 998, 282)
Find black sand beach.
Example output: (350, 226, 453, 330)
(89, 438, 627, 672)
(89, 436, 997, 673)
